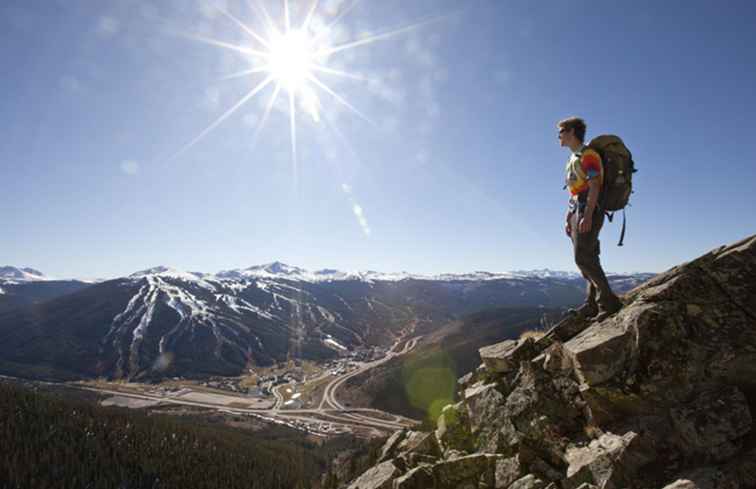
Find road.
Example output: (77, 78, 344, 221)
(7, 326, 424, 437)
(74, 328, 420, 432)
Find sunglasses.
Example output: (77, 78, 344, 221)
(558, 128, 569, 137)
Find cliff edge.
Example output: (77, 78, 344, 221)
(347, 234, 756, 489)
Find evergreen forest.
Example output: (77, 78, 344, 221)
(0, 381, 380, 489)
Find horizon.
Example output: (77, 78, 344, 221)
(0, 257, 668, 282)
(3, 1, 755, 279)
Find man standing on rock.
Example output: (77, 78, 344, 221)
(559, 117, 623, 321)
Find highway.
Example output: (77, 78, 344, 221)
(63, 328, 423, 436)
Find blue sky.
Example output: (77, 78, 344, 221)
(2, 0, 755, 279)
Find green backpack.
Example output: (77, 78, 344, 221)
(585, 135, 637, 246)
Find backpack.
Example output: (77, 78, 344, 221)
(585, 135, 637, 246)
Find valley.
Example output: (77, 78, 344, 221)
(5, 323, 424, 439)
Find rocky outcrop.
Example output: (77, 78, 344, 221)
(347, 234, 756, 489)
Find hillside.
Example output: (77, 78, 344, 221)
(345, 234, 756, 489)
(0, 268, 648, 381)
(339, 307, 562, 420)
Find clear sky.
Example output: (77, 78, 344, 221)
(2, 0, 755, 279)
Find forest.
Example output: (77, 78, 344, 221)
(0, 381, 380, 489)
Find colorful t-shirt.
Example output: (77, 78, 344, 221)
(565, 146, 603, 196)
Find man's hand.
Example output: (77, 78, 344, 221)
(565, 213, 572, 236)
(579, 214, 593, 233)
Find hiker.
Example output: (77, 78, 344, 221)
(558, 117, 623, 321)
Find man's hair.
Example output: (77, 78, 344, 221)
(558, 117, 587, 143)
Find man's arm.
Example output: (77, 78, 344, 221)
(579, 179, 601, 233)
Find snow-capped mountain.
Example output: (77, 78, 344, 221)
(215, 262, 598, 283)
(0, 267, 92, 313)
(0, 262, 654, 381)
(0, 266, 53, 283)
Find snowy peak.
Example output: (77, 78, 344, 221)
(245, 261, 308, 276)
(128, 266, 207, 282)
(510, 268, 581, 279)
(0, 266, 52, 282)
(126, 264, 651, 285)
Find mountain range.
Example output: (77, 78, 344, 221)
(0, 263, 653, 381)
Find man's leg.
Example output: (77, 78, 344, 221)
(571, 208, 621, 317)
(570, 210, 598, 317)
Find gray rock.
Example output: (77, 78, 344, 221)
(578, 383, 657, 426)
(396, 430, 442, 459)
(431, 454, 497, 489)
(660, 480, 700, 489)
(494, 456, 523, 488)
(465, 383, 506, 434)
(665, 448, 756, 489)
(536, 312, 592, 351)
(392, 465, 434, 489)
(537, 341, 575, 376)
(479, 338, 537, 374)
(380, 430, 408, 462)
(436, 401, 475, 454)
(352, 235, 756, 489)
(509, 474, 546, 489)
(566, 235, 756, 409)
(406, 453, 437, 469)
(458, 371, 475, 391)
(670, 386, 752, 462)
(564, 432, 649, 489)
(504, 361, 583, 466)
(564, 302, 661, 387)
(348, 461, 401, 489)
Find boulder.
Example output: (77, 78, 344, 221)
(465, 383, 506, 433)
(564, 432, 650, 489)
(479, 338, 538, 374)
(463, 382, 521, 455)
(566, 236, 756, 406)
(504, 361, 583, 466)
(536, 313, 593, 351)
(436, 401, 475, 454)
(347, 461, 401, 489)
(564, 302, 669, 387)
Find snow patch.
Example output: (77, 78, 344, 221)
(324, 336, 347, 351)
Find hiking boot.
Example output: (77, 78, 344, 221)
(566, 302, 598, 319)
(591, 299, 623, 322)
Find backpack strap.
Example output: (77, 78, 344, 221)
(618, 209, 627, 247)
(605, 210, 627, 246)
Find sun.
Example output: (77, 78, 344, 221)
(267, 29, 315, 92)
(172, 0, 447, 170)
